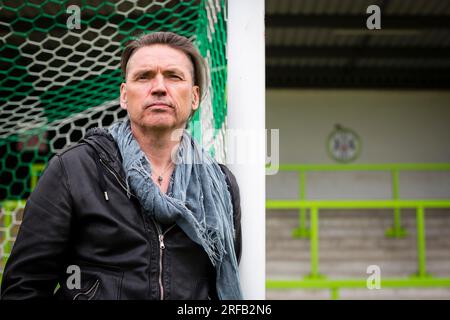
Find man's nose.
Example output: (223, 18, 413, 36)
(150, 74, 167, 96)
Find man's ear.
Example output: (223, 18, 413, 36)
(120, 83, 127, 110)
(191, 85, 200, 111)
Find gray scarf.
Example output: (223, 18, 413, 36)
(108, 120, 242, 300)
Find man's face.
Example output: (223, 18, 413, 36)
(120, 44, 200, 132)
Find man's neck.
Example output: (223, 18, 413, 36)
(131, 123, 182, 168)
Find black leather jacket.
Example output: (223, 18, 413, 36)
(0, 129, 241, 300)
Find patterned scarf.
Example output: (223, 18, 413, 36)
(108, 120, 242, 300)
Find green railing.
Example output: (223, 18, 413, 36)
(266, 163, 450, 299)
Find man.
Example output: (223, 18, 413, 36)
(1, 32, 242, 300)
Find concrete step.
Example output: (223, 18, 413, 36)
(266, 208, 450, 299)
(267, 220, 450, 238)
(267, 216, 450, 230)
(267, 238, 450, 251)
(267, 210, 450, 226)
(266, 288, 450, 300)
(267, 210, 450, 275)
(266, 248, 450, 261)
(266, 260, 450, 278)
(266, 237, 450, 250)
(266, 215, 450, 227)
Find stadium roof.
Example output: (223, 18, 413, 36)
(266, 0, 450, 88)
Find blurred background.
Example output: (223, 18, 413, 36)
(265, 0, 450, 299)
(1, 0, 450, 300)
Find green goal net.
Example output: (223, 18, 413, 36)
(0, 0, 228, 280)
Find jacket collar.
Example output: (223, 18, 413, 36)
(82, 127, 125, 178)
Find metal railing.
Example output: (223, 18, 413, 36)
(266, 163, 450, 299)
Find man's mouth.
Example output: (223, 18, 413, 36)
(145, 102, 173, 109)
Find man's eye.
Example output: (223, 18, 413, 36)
(169, 74, 182, 80)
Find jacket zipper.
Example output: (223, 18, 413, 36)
(99, 157, 135, 197)
(99, 155, 177, 300)
(152, 219, 176, 300)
